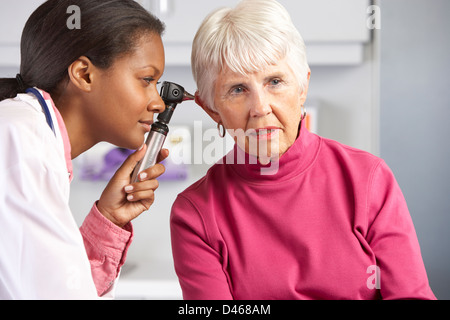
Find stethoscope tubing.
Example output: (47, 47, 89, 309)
(26, 87, 56, 136)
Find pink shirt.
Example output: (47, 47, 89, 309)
(171, 122, 436, 300)
(80, 204, 133, 296)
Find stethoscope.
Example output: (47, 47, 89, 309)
(26, 87, 56, 137)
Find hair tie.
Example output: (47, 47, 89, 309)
(16, 74, 26, 92)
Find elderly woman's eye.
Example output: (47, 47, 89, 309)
(231, 86, 245, 94)
(270, 79, 282, 86)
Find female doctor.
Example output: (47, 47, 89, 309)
(0, 0, 168, 299)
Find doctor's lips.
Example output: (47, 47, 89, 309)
(139, 120, 153, 132)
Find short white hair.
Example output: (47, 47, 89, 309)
(191, 0, 310, 111)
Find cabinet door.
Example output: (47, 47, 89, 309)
(151, 0, 240, 43)
(150, 0, 369, 44)
(1, 0, 371, 45)
(279, 0, 370, 42)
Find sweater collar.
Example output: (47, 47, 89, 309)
(227, 119, 320, 183)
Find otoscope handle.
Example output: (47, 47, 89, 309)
(130, 81, 194, 184)
(131, 123, 168, 183)
(157, 103, 177, 124)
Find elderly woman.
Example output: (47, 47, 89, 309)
(170, 0, 435, 300)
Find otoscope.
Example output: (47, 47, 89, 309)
(131, 81, 194, 183)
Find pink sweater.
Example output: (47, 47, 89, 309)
(170, 122, 436, 300)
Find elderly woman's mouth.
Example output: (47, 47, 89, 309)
(247, 128, 280, 140)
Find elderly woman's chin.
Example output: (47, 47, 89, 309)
(239, 133, 282, 165)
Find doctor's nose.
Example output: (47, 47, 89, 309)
(148, 94, 166, 114)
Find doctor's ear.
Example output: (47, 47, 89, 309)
(195, 91, 222, 124)
(67, 56, 95, 92)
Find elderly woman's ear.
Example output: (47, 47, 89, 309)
(300, 70, 311, 105)
(195, 90, 222, 124)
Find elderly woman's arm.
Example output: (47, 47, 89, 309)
(366, 161, 436, 300)
(170, 195, 233, 300)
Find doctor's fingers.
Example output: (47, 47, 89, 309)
(125, 178, 159, 194)
(126, 188, 156, 203)
(124, 179, 160, 202)
(157, 148, 170, 164)
(135, 162, 166, 182)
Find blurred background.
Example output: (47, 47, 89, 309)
(1, 0, 448, 299)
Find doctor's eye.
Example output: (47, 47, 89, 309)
(143, 77, 160, 86)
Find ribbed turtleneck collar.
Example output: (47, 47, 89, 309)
(226, 120, 321, 183)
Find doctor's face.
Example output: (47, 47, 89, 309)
(211, 58, 309, 163)
(89, 33, 165, 150)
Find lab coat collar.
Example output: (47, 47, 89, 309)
(18, 89, 73, 182)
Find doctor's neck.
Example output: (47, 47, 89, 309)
(52, 88, 99, 160)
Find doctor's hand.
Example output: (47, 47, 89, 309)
(97, 145, 169, 228)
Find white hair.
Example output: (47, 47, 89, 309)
(191, 0, 310, 111)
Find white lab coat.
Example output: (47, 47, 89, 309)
(0, 92, 100, 299)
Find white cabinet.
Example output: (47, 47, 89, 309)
(142, 0, 371, 65)
(280, 0, 370, 43)
(153, 0, 369, 43)
(0, 0, 371, 67)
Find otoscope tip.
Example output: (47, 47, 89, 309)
(183, 91, 195, 102)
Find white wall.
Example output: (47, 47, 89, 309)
(379, 0, 450, 299)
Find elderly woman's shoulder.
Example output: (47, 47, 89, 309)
(318, 134, 383, 169)
(176, 164, 225, 197)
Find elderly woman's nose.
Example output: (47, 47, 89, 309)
(249, 93, 272, 117)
